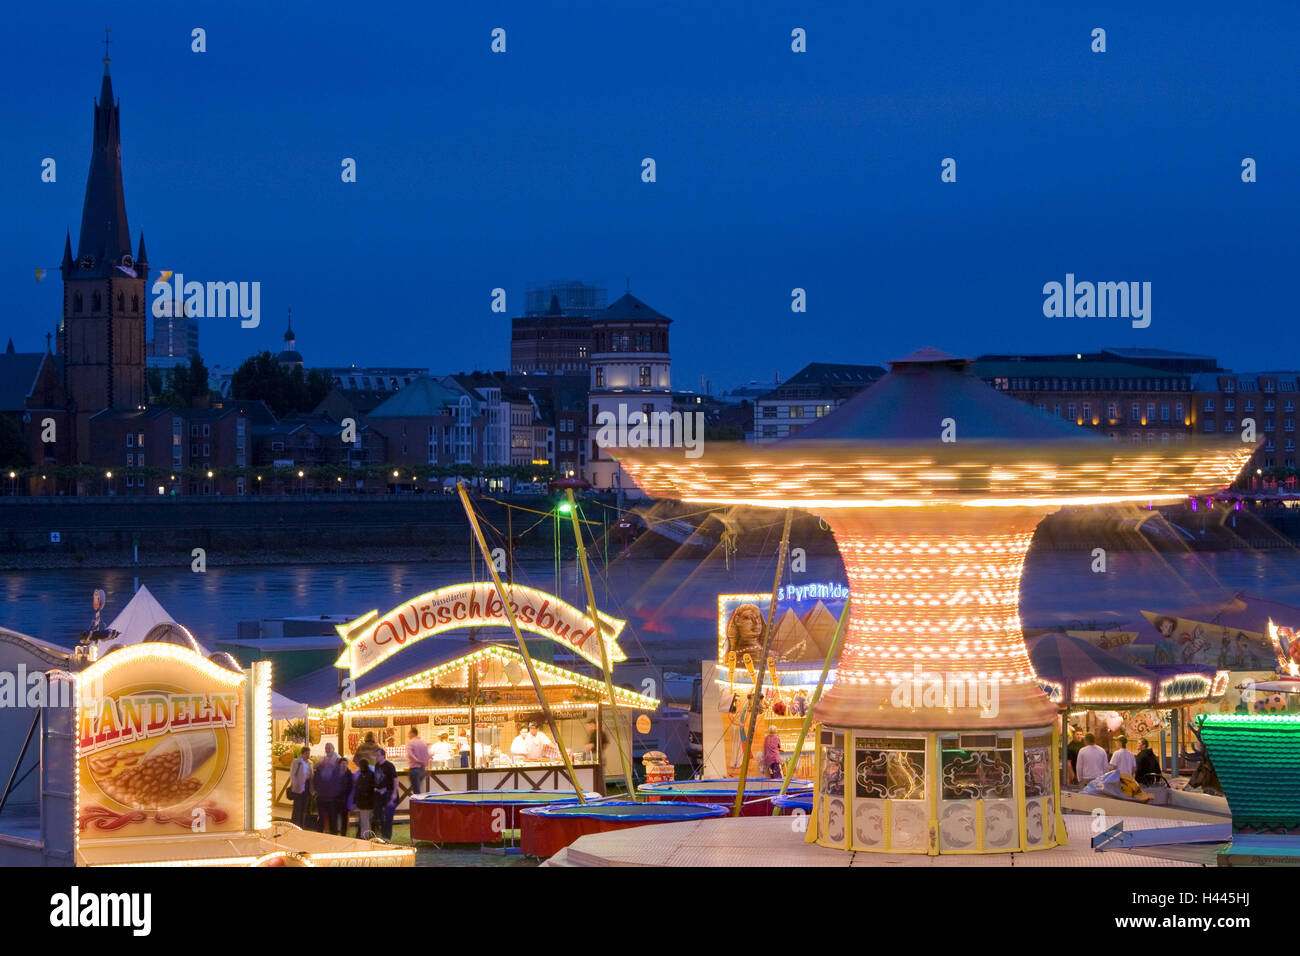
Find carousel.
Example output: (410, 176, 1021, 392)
(619, 347, 1253, 856)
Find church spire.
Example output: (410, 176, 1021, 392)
(76, 35, 131, 274)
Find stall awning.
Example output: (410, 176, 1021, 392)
(278, 638, 659, 715)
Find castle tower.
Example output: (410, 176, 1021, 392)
(586, 292, 672, 493)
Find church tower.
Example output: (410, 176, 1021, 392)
(60, 42, 148, 456)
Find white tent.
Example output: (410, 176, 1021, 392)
(106, 586, 310, 719)
(105, 584, 178, 647)
(272, 691, 309, 721)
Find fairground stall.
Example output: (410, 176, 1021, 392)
(619, 347, 1253, 856)
(0, 620, 412, 867)
(276, 625, 658, 817)
(703, 583, 848, 779)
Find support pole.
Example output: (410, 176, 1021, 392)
(457, 482, 586, 803)
(733, 509, 793, 817)
(776, 597, 849, 807)
(566, 489, 638, 799)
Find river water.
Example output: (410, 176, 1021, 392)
(6, 548, 1300, 669)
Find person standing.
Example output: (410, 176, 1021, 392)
(372, 748, 398, 841)
(1135, 738, 1162, 786)
(1075, 734, 1109, 787)
(431, 732, 453, 769)
(353, 758, 376, 839)
(406, 728, 430, 796)
(524, 724, 553, 762)
(313, 748, 345, 834)
(354, 731, 381, 768)
(1109, 735, 1137, 777)
(456, 728, 471, 768)
(763, 726, 784, 779)
(509, 726, 530, 762)
(336, 755, 354, 835)
(1066, 731, 1084, 785)
(289, 746, 312, 827)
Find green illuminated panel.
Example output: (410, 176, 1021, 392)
(1198, 715, 1300, 830)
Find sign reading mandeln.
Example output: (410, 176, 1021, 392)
(335, 582, 628, 677)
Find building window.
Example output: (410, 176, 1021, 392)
(1146, 403, 1155, 423)
(1106, 402, 1117, 421)
(594, 368, 604, 388)
(1224, 399, 1235, 412)
(202, 443, 210, 456)
(74, 292, 83, 313)
(816, 404, 831, 417)
(126, 433, 134, 447)
(1245, 400, 1255, 412)
(1175, 433, 1185, 443)
(1053, 403, 1062, 418)
(790, 406, 805, 419)
(1203, 420, 1214, 433)
(1161, 433, 1170, 443)
(1176, 402, 1184, 422)
(92, 291, 101, 311)
(1160, 404, 1170, 421)
(1266, 399, 1276, 412)
(1130, 403, 1140, 422)
(1225, 421, 1235, 433)
(1082, 403, 1092, 423)
(126, 453, 134, 466)
(1287, 400, 1296, 413)
(1204, 400, 1215, 412)
(639, 366, 651, 387)
(1067, 403, 1077, 421)
(762, 425, 777, 438)
(1130, 432, 1141, 444)
(762, 406, 776, 419)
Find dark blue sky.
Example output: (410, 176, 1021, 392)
(5, 2, 1298, 392)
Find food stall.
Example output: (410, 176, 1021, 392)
(275, 636, 659, 818)
(0, 621, 413, 867)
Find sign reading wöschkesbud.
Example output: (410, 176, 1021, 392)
(335, 582, 627, 677)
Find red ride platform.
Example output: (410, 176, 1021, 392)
(408, 791, 596, 844)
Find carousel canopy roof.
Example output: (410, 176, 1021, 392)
(1027, 632, 1223, 708)
(617, 347, 1254, 508)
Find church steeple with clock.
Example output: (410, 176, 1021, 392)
(60, 38, 149, 455)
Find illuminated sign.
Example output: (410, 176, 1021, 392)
(717, 583, 849, 672)
(336, 582, 627, 677)
(77, 644, 249, 839)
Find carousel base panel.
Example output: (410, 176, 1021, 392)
(540, 813, 1222, 867)
(76, 826, 416, 867)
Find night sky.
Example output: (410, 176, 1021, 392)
(5, 1, 1298, 394)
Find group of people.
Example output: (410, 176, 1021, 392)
(509, 722, 559, 762)
(1068, 732, 1163, 788)
(287, 735, 401, 840)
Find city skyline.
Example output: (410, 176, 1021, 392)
(5, 4, 1299, 394)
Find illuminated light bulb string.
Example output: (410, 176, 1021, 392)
(836, 531, 1039, 686)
